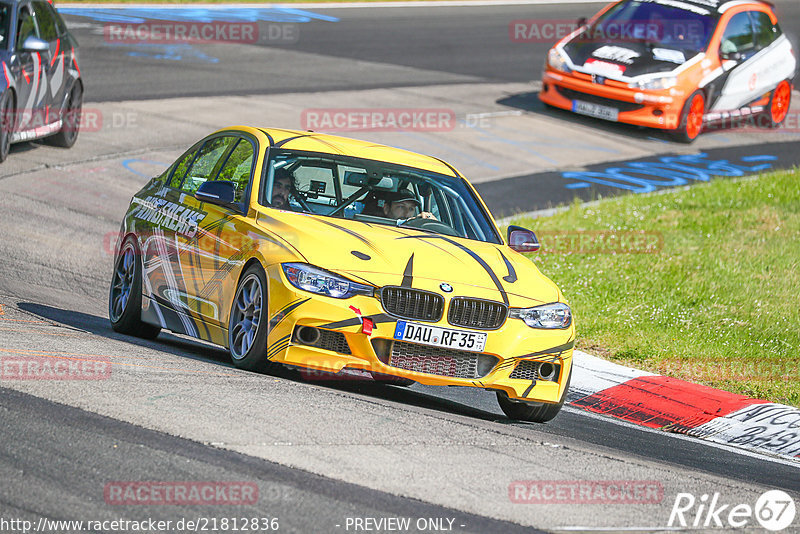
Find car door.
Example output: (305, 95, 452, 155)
(10, 3, 41, 132)
(182, 135, 258, 338)
(31, 1, 67, 115)
(746, 11, 795, 100)
(712, 10, 793, 113)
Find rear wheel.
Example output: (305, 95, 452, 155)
(228, 265, 271, 372)
(672, 91, 705, 143)
(47, 82, 83, 148)
(763, 80, 792, 129)
(496, 368, 571, 423)
(0, 91, 12, 163)
(109, 237, 161, 339)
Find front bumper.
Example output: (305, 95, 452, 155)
(264, 265, 574, 405)
(540, 69, 684, 131)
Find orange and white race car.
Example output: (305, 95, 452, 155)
(540, 0, 796, 142)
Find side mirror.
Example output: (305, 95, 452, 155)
(507, 225, 540, 253)
(22, 35, 49, 52)
(195, 180, 238, 209)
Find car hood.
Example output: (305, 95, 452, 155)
(256, 210, 560, 307)
(563, 40, 697, 78)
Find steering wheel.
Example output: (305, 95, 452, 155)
(399, 217, 460, 237)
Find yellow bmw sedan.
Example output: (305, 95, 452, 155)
(109, 126, 575, 422)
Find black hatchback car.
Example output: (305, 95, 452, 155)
(0, 0, 82, 162)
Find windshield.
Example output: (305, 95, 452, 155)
(260, 149, 502, 244)
(585, 0, 718, 54)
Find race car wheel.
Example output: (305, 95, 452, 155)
(764, 80, 792, 128)
(48, 82, 83, 148)
(496, 368, 571, 423)
(228, 264, 270, 372)
(0, 91, 12, 163)
(672, 91, 705, 143)
(109, 237, 161, 339)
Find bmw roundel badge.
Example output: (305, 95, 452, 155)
(440, 283, 453, 293)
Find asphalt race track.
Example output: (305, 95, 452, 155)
(1, 1, 799, 532)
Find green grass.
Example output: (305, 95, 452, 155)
(509, 169, 800, 407)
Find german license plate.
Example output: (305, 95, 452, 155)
(393, 321, 487, 352)
(572, 100, 619, 122)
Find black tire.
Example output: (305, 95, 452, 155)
(47, 81, 82, 148)
(671, 90, 705, 144)
(228, 264, 271, 372)
(109, 237, 161, 339)
(497, 367, 572, 423)
(0, 91, 12, 163)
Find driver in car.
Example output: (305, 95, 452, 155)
(381, 189, 436, 222)
(270, 168, 296, 210)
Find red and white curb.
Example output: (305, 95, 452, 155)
(568, 351, 800, 463)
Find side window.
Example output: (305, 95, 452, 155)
(180, 136, 237, 195)
(16, 7, 37, 50)
(751, 11, 779, 49)
(216, 139, 255, 202)
(32, 2, 57, 41)
(0, 4, 11, 47)
(48, 3, 68, 36)
(168, 146, 201, 190)
(720, 12, 754, 56)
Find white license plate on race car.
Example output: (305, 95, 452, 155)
(572, 100, 619, 122)
(393, 321, 487, 352)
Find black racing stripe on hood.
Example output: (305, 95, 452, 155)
(315, 218, 383, 256)
(397, 235, 508, 305)
(499, 250, 517, 284)
(379, 226, 462, 258)
(402, 254, 414, 288)
(320, 313, 396, 330)
(269, 298, 311, 331)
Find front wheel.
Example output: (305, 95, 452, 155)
(671, 91, 705, 143)
(228, 265, 271, 372)
(496, 368, 571, 423)
(109, 237, 161, 339)
(47, 82, 83, 148)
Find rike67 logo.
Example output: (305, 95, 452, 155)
(669, 490, 796, 531)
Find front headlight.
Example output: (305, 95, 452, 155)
(282, 263, 373, 299)
(547, 48, 571, 73)
(629, 76, 678, 90)
(509, 302, 572, 329)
